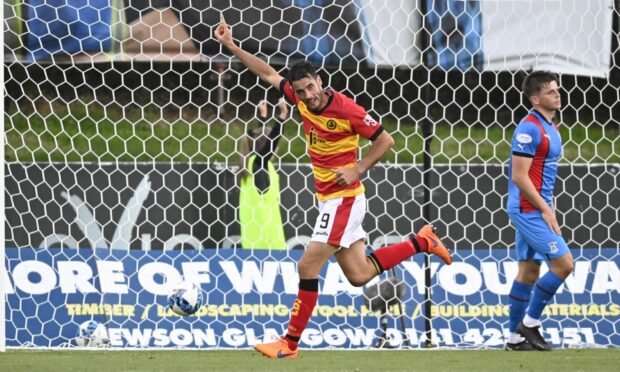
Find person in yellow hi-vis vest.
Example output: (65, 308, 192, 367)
(238, 98, 288, 250)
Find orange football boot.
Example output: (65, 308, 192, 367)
(254, 337, 298, 359)
(417, 224, 453, 265)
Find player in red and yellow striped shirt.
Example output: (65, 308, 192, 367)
(279, 74, 381, 200)
(216, 16, 452, 359)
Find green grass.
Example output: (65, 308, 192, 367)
(2, 349, 619, 372)
(4, 103, 619, 163)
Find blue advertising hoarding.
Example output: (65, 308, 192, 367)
(4, 247, 619, 348)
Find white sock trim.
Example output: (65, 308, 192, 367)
(508, 332, 524, 344)
(523, 314, 540, 328)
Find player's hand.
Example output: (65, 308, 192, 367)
(276, 97, 289, 120)
(215, 15, 235, 49)
(542, 208, 562, 235)
(257, 100, 268, 118)
(333, 166, 362, 186)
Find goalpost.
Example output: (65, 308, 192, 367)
(1, 28, 6, 351)
(2, 0, 619, 349)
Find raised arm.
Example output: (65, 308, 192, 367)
(214, 15, 284, 90)
(255, 99, 286, 164)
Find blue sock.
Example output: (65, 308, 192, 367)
(527, 271, 564, 320)
(508, 280, 533, 333)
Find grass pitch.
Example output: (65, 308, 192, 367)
(5, 106, 618, 163)
(3, 349, 619, 372)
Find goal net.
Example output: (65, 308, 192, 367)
(3, 0, 619, 349)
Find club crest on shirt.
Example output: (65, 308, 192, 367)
(516, 133, 532, 143)
(363, 114, 377, 126)
(326, 120, 337, 130)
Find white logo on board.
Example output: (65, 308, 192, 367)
(39, 175, 202, 251)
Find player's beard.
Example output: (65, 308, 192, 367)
(306, 94, 324, 111)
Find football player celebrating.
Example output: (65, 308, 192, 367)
(215, 15, 452, 358)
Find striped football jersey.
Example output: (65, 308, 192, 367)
(280, 79, 384, 200)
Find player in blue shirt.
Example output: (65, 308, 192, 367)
(505, 71, 574, 351)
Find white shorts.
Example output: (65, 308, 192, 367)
(311, 194, 367, 248)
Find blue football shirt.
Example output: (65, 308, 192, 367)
(507, 110, 563, 213)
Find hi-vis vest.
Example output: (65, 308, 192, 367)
(239, 155, 286, 250)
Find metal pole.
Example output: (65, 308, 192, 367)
(0, 90, 5, 353)
(422, 107, 433, 348)
(418, 0, 434, 349)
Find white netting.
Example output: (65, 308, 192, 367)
(2, 0, 619, 349)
